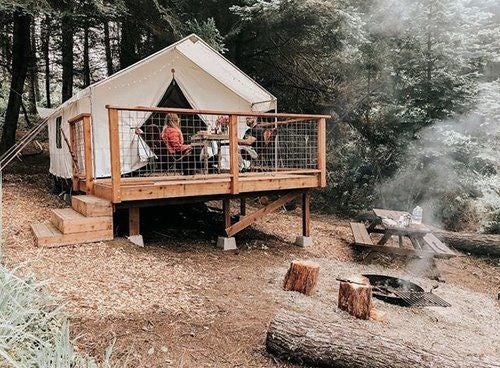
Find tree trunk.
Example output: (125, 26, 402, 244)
(433, 230, 500, 257)
(27, 18, 38, 117)
(119, 18, 138, 69)
(283, 260, 319, 296)
(61, 12, 74, 102)
(83, 24, 91, 87)
(41, 14, 51, 107)
(1, 20, 12, 69)
(103, 20, 113, 76)
(0, 11, 31, 153)
(266, 310, 496, 368)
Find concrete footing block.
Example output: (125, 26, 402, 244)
(217, 236, 237, 251)
(295, 235, 313, 247)
(127, 234, 144, 247)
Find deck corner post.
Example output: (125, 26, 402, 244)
(229, 114, 239, 194)
(69, 121, 79, 192)
(107, 107, 121, 203)
(82, 115, 94, 194)
(317, 117, 327, 188)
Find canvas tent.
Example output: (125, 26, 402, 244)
(47, 34, 277, 179)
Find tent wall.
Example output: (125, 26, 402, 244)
(48, 95, 91, 179)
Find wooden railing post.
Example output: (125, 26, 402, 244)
(229, 114, 239, 194)
(82, 115, 94, 194)
(107, 107, 121, 203)
(317, 117, 327, 188)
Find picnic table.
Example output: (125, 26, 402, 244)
(190, 132, 229, 174)
(350, 208, 457, 258)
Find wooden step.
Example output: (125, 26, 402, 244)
(31, 222, 113, 248)
(51, 208, 112, 234)
(71, 195, 112, 217)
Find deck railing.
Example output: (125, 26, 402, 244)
(105, 106, 328, 203)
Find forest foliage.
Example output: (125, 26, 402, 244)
(0, 0, 499, 232)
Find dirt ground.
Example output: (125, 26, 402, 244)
(2, 164, 499, 367)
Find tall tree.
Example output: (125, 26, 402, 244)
(26, 17, 38, 117)
(0, 10, 31, 152)
(82, 24, 91, 86)
(61, 4, 74, 102)
(103, 20, 113, 76)
(40, 14, 51, 107)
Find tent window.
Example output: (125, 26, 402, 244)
(56, 116, 62, 149)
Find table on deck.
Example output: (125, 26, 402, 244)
(190, 132, 229, 174)
(349, 208, 457, 258)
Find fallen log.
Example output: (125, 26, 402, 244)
(433, 230, 500, 257)
(266, 310, 497, 368)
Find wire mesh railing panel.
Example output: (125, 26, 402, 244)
(114, 108, 321, 178)
(75, 122, 85, 174)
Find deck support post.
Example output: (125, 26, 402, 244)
(240, 198, 246, 217)
(127, 207, 143, 246)
(222, 198, 231, 229)
(295, 190, 313, 247)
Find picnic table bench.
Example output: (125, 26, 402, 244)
(350, 208, 457, 258)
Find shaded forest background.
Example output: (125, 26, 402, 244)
(0, 0, 499, 233)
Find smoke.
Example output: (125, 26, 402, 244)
(378, 79, 500, 231)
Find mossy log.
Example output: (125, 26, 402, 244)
(433, 230, 500, 257)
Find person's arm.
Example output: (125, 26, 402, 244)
(238, 135, 256, 146)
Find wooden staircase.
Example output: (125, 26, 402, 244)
(31, 195, 114, 247)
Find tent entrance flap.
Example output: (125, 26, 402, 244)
(157, 78, 192, 109)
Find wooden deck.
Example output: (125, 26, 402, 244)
(89, 170, 321, 203)
(53, 106, 330, 244)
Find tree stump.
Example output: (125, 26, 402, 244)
(338, 275, 372, 319)
(283, 260, 319, 296)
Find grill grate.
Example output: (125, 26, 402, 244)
(395, 291, 451, 307)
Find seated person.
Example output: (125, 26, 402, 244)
(161, 113, 194, 174)
(238, 117, 276, 166)
(161, 113, 191, 155)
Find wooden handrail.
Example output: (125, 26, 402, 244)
(68, 113, 91, 124)
(105, 105, 331, 120)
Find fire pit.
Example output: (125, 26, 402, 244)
(362, 274, 450, 308)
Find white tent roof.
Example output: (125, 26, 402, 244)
(47, 34, 276, 121)
(47, 34, 277, 179)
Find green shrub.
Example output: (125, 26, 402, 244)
(435, 191, 479, 232)
(0, 264, 115, 367)
(483, 208, 500, 234)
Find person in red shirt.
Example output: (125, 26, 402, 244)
(161, 113, 192, 155)
(161, 113, 194, 174)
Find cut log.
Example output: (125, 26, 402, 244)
(433, 230, 500, 257)
(338, 275, 372, 319)
(283, 260, 319, 296)
(266, 309, 497, 368)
